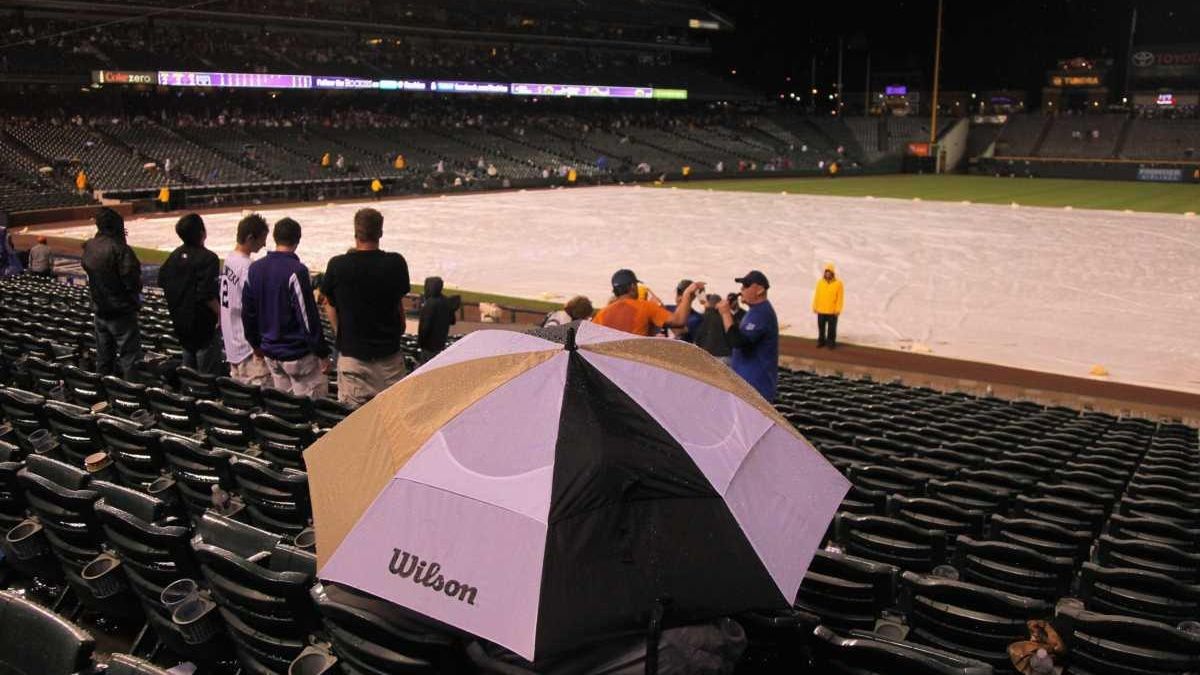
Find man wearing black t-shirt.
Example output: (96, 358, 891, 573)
(159, 213, 222, 374)
(321, 208, 411, 407)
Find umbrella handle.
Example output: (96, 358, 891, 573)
(645, 597, 671, 675)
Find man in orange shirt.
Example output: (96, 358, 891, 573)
(593, 269, 704, 337)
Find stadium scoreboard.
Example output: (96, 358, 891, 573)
(157, 71, 312, 89)
(92, 70, 686, 100)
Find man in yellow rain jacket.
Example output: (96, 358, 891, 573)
(393, 154, 405, 170)
(812, 262, 844, 349)
(75, 170, 88, 192)
(370, 178, 383, 200)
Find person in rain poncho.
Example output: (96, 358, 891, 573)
(812, 262, 844, 349)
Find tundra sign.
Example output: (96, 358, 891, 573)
(1130, 45, 1200, 86)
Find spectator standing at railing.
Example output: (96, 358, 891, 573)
(242, 217, 330, 399)
(82, 208, 143, 377)
(159, 213, 222, 374)
(417, 276, 456, 363)
(28, 236, 53, 277)
(220, 213, 270, 387)
(320, 208, 410, 407)
(0, 225, 20, 277)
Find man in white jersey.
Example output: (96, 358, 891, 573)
(221, 213, 270, 385)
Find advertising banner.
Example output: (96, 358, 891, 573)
(1131, 45, 1200, 87)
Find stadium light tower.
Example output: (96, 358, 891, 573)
(929, 0, 945, 170)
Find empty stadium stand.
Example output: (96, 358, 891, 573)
(0, 106, 864, 211)
(1120, 118, 1200, 160)
(1036, 115, 1126, 159)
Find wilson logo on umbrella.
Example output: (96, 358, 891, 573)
(387, 548, 479, 605)
(305, 321, 849, 661)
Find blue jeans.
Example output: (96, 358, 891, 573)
(182, 332, 223, 375)
(95, 313, 143, 377)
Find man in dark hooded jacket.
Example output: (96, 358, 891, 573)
(417, 276, 456, 363)
(81, 207, 143, 376)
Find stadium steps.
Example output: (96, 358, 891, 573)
(873, 117, 890, 153)
(234, 131, 315, 175)
(288, 127, 385, 172)
(1029, 117, 1054, 157)
(707, 125, 777, 154)
(419, 126, 518, 168)
(85, 123, 180, 181)
(148, 122, 272, 184)
(261, 42, 304, 71)
(625, 132, 705, 168)
(485, 128, 595, 172)
(0, 129, 52, 169)
(170, 127, 284, 181)
(0, 130, 93, 196)
(744, 125, 793, 152)
(427, 127, 537, 173)
(537, 125, 635, 166)
(794, 116, 864, 162)
(1112, 116, 1135, 159)
(668, 127, 773, 162)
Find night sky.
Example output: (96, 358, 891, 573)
(709, 0, 1200, 96)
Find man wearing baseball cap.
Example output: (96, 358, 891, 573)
(594, 268, 704, 337)
(718, 270, 779, 402)
(662, 278, 704, 342)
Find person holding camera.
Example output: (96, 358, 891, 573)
(594, 269, 704, 337)
(663, 278, 704, 342)
(692, 293, 732, 363)
(718, 270, 779, 402)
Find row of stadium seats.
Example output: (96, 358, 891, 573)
(0, 109, 842, 208)
(1, 271, 1197, 673)
(992, 113, 1200, 160)
(776, 369, 1200, 674)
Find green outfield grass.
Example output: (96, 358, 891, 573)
(672, 174, 1200, 214)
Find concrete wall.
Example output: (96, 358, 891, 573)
(938, 118, 971, 173)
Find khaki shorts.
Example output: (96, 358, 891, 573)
(265, 354, 330, 400)
(229, 354, 271, 387)
(337, 351, 407, 408)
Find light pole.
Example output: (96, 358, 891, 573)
(929, 0, 945, 170)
